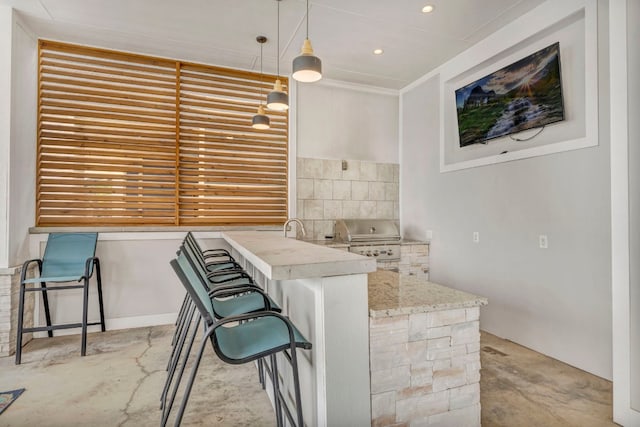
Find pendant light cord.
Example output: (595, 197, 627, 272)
(306, 0, 309, 39)
(259, 41, 264, 100)
(277, 0, 280, 78)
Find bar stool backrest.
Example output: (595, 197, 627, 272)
(174, 251, 215, 326)
(40, 232, 98, 279)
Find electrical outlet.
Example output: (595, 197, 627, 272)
(473, 231, 480, 243)
(426, 230, 433, 241)
(539, 235, 548, 249)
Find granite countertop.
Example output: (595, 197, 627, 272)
(368, 270, 487, 318)
(222, 231, 376, 281)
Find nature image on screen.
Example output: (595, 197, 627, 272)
(455, 42, 565, 147)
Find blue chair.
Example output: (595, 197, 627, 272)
(161, 249, 281, 411)
(164, 253, 311, 427)
(15, 232, 105, 364)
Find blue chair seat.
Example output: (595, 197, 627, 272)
(22, 275, 85, 284)
(212, 293, 281, 319)
(214, 316, 311, 362)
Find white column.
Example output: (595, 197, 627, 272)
(0, 6, 13, 269)
(610, 0, 640, 424)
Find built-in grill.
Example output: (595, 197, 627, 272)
(334, 219, 401, 262)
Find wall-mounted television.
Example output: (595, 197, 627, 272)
(455, 42, 565, 147)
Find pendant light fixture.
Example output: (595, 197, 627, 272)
(252, 36, 270, 130)
(292, 0, 322, 83)
(266, 0, 289, 111)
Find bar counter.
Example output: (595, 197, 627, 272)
(367, 270, 487, 426)
(221, 231, 376, 427)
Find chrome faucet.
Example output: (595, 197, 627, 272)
(283, 218, 306, 238)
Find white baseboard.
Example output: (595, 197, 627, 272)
(33, 312, 178, 338)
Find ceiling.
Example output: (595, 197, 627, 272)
(2, 0, 545, 90)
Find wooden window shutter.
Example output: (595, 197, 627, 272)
(178, 63, 288, 225)
(36, 40, 288, 227)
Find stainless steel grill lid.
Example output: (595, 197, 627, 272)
(334, 219, 400, 242)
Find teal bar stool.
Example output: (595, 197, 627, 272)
(164, 254, 311, 427)
(16, 232, 105, 364)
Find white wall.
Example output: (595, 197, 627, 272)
(400, 0, 612, 380)
(296, 80, 398, 163)
(0, 6, 12, 269)
(626, 0, 640, 413)
(8, 15, 37, 267)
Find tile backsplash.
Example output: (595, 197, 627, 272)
(296, 157, 399, 240)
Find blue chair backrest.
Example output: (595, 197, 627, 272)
(180, 243, 210, 284)
(41, 233, 98, 279)
(174, 251, 215, 325)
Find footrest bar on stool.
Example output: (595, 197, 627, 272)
(25, 284, 85, 291)
(21, 321, 104, 334)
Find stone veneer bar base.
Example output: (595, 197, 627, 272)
(0, 266, 34, 357)
(367, 270, 486, 427)
(370, 307, 482, 426)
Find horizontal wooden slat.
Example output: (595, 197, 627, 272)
(40, 140, 176, 158)
(41, 59, 176, 84)
(40, 41, 176, 70)
(179, 132, 286, 145)
(180, 116, 287, 132)
(42, 99, 175, 119)
(40, 133, 176, 148)
(41, 115, 174, 133)
(40, 208, 176, 217)
(179, 218, 287, 226)
(38, 217, 177, 225)
(39, 161, 175, 176)
(180, 71, 282, 91)
(39, 194, 175, 203)
(39, 200, 174, 209)
(39, 124, 175, 140)
(41, 65, 176, 90)
(41, 84, 174, 105)
(41, 92, 176, 112)
(42, 74, 175, 95)
(41, 108, 175, 126)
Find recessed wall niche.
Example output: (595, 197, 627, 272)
(439, 1, 598, 172)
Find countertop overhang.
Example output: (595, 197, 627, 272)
(368, 269, 488, 318)
(222, 231, 377, 280)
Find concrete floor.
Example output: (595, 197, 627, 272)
(0, 326, 617, 426)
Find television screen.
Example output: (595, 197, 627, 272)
(455, 42, 565, 147)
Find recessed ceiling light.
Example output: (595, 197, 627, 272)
(373, 49, 384, 55)
(422, 5, 434, 13)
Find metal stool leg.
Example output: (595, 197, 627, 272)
(95, 259, 106, 332)
(270, 354, 284, 427)
(290, 347, 305, 427)
(15, 282, 26, 365)
(41, 281, 53, 338)
(81, 277, 89, 356)
(161, 303, 196, 409)
(165, 318, 206, 427)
